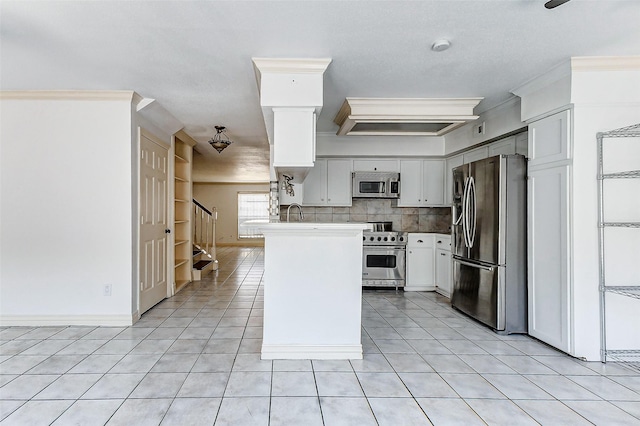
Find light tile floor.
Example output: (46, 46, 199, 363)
(2, 246, 640, 425)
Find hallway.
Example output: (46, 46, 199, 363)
(1, 246, 639, 425)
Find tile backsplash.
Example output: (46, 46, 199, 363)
(280, 199, 451, 233)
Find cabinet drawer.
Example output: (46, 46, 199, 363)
(407, 233, 434, 247)
(435, 235, 451, 250)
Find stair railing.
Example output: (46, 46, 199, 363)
(193, 199, 216, 265)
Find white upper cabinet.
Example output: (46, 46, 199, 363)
(352, 159, 400, 172)
(528, 110, 571, 167)
(462, 145, 489, 164)
(303, 159, 352, 206)
(488, 136, 516, 156)
(399, 159, 445, 207)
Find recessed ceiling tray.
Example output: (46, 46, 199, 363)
(334, 97, 483, 136)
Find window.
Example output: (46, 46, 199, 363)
(237, 192, 269, 239)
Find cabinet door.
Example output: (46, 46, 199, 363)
(422, 160, 444, 206)
(353, 159, 399, 172)
(406, 247, 435, 290)
(436, 248, 452, 298)
(463, 146, 489, 164)
(326, 159, 352, 206)
(398, 160, 422, 206)
(528, 110, 570, 167)
(303, 159, 327, 205)
(515, 132, 528, 157)
(528, 164, 571, 352)
(445, 154, 464, 206)
(488, 136, 516, 156)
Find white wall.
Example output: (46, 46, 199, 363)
(0, 92, 137, 325)
(193, 182, 269, 246)
(569, 61, 640, 359)
(317, 132, 445, 157)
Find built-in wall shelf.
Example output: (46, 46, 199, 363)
(175, 259, 189, 268)
(598, 122, 640, 371)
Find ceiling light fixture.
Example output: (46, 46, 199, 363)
(431, 39, 451, 52)
(208, 125, 233, 153)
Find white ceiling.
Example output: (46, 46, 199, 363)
(2, 0, 639, 182)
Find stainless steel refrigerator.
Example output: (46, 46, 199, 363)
(451, 154, 527, 334)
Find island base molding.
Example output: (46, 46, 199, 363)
(261, 344, 363, 360)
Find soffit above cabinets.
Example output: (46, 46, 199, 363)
(334, 97, 483, 136)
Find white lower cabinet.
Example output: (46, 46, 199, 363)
(435, 235, 452, 298)
(405, 234, 435, 291)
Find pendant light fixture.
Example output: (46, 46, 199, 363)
(208, 125, 233, 153)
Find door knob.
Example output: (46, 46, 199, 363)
(165, 229, 171, 234)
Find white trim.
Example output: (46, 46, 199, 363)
(0, 90, 136, 101)
(252, 58, 332, 74)
(0, 315, 136, 327)
(261, 344, 363, 360)
(571, 56, 640, 72)
(404, 286, 436, 292)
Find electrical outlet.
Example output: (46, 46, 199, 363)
(473, 122, 486, 137)
(103, 284, 112, 296)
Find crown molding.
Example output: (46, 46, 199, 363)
(510, 60, 571, 99)
(0, 90, 136, 101)
(571, 56, 640, 72)
(252, 58, 332, 75)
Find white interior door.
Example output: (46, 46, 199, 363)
(139, 130, 169, 315)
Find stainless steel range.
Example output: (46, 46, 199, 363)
(362, 230, 407, 289)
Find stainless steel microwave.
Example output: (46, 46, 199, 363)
(352, 172, 400, 198)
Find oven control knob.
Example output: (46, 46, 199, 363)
(369, 236, 375, 241)
(363, 236, 366, 241)
(399, 236, 404, 242)
(377, 236, 382, 241)
(383, 237, 388, 241)
(391, 236, 396, 241)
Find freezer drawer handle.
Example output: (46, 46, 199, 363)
(455, 259, 496, 271)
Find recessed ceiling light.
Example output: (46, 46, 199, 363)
(431, 39, 451, 52)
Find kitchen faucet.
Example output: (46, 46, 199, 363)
(286, 203, 304, 222)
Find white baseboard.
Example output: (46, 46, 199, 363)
(404, 286, 436, 292)
(0, 314, 137, 327)
(261, 344, 363, 360)
(435, 288, 451, 298)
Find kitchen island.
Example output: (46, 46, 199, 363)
(258, 222, 369, 359)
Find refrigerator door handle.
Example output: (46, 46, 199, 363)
(462, 177, 470, 247)
(468, 176, 477, 248)
(455, 258, 496, 272)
